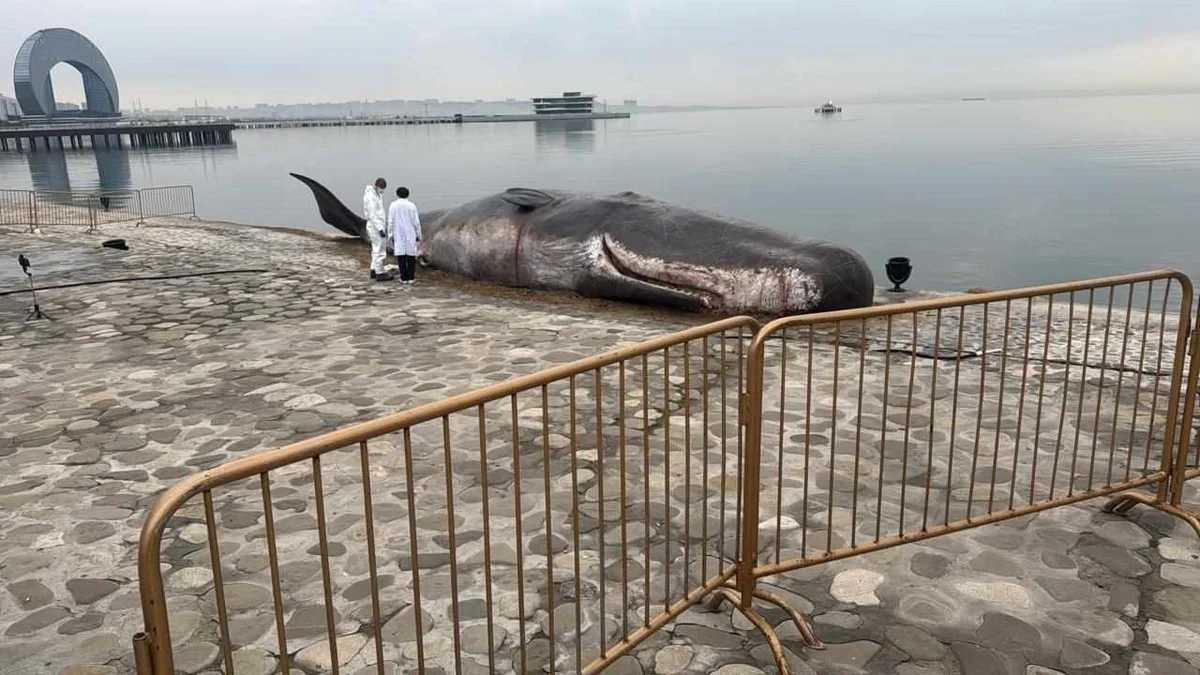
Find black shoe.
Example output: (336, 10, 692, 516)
(370, 270, 378, 280)
(376, 272, 395, 282)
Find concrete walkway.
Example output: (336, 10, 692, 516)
(1, 219, 1198, 675)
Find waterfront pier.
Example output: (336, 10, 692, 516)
(0, 122, 235, 152)
(235, 116, 458, 129)
(0, 111, 636, 152)
(235, 111, 629, 129)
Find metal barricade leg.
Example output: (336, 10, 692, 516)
(132, 633, 154, 675)
(708, 324, 824, 675)
(1104, 491, 1200, 535)
(1106, 297, 1200, 535)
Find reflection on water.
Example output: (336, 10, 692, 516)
(26, 151, 72, 193)
(2, 96, 1200, 291)
(25, 148, 132, 194)
(95, 150, 132, 193)
(535, 119, 595, 154)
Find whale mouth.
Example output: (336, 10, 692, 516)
(598, 234, 821, 314)
(600, 235, 720, 308)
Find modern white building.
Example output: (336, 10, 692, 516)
(531, 92, 596, 116)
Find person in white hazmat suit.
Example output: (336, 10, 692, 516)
(362, 177, 392, 281)
(387, 186, 422, 284)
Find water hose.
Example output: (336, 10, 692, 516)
(0, 268, 268, 297)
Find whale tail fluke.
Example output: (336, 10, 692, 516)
(290, 173, 369, 241)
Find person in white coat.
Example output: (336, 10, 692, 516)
(362, 177, 392, 281)
(387, 187, 422, 284)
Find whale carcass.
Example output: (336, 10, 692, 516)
(292, 173, 874, 314)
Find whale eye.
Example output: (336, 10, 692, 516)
(612, 190, 650, 202)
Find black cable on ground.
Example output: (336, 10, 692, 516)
(0, 268, 269, 297)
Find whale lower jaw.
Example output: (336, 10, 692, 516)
(596, 235, 821, 314)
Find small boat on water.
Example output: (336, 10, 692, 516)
(814, 101, 842, 114)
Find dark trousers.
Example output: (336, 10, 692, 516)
(397, 255, 416, 281)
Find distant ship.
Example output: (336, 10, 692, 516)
(815, 101, 842, 113)
(962, 97, 986, 101)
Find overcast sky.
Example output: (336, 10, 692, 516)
(3, 0, 1199, 109)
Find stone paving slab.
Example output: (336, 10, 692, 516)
(1, 219, 1199, 675)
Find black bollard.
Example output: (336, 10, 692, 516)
(885, 257, 912, 293)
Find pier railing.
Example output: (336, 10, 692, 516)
(0, 188, 36, 232)
(137, 185, 198, 220)
(0, 184, 197, 232)
(132, 271, 1200, 675)
(740, 271, 1194, 593)
(134, 317, 761, 675)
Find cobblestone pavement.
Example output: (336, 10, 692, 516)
(1, 219, 1199, 675)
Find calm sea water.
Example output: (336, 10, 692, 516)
(3, 94, 1200, 292)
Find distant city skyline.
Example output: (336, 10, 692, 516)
(127, 87, 1200, 117)
(3, 1, 1199, 110)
